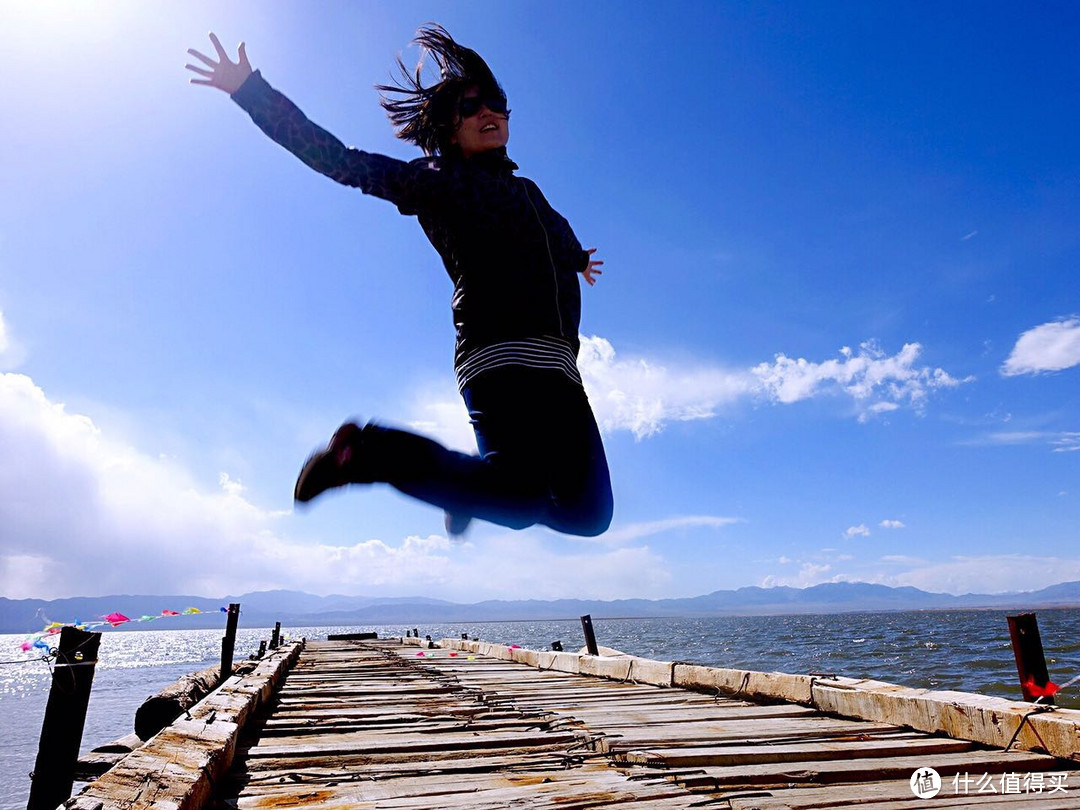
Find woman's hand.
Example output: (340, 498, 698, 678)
(186, 33, 253, 95)
(582, 247, 604, 287)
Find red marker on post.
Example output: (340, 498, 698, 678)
(1023, 677, 1060, 699)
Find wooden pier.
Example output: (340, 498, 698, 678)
(67, 636, 1080, 809)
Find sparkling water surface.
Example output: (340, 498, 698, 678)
(2, 609, 1078, 809)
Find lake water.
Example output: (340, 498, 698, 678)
(3, 609, 1078, 809)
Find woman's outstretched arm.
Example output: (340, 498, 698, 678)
(185, 34, 446, 214)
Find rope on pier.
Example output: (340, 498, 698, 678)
(0, 653, 55, 666)
(1004, 703, 1056, 753)
(736, 671, 751, 696)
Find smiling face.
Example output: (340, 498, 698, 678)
(450, 85, 510, 158)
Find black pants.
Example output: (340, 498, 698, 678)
(364, 366, 613, 536)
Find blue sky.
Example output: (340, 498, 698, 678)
(1, 1, 1077, 602)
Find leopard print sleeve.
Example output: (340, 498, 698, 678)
(231, 71, 446, 214)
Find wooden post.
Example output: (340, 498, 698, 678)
(27, 626, 101, 810)
(1008, 613, 1054, 704)
(133, 664, 220, 741)
(580, 614, 599, 656)
(551, 640, 563, 652)
(270, 621, 281, 649)
(219, 603, 240, 684)
(412, 628, 419, 638)
(461, 632, 468, 640)
(256, 640, 267, 658)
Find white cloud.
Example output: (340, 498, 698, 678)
(1002, 318, 1080, 376)
(751, 341, 967, 421)
(981, 431, 1050, 445)
(760, 553, 1080, 596)
(232, 532, 674, 602)
(1052, 433, 1080, 453)
(965, 431, 1080, 453)
(406, 388, 476, 452)
(577, 336, 754, 439)
(0, 372, 674, 601)
(761, 562, 843, 588)
(891, 555, 1080, 595)
(595, 515, 742, 546)
(802, 554, 1080, 596)
(880, 554, 924, 564)
(844, 524, 871, 539)
(879, 520, 905, 529)
(218, 472, 246, 496)
(583, 336, 969, 438)
(0, 310, 8, 355)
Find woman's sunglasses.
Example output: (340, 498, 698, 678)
(459, 94, 509, 118)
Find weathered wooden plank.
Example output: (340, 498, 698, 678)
(538, 704, 819, 725)
(236, 766, 699, 809)
(872, 799, 1079, 810)
(233, 751, 573, 787)
(237, 770, 701, 810)
(235, 752, 580, 781)
(576, 716, 908, 746)
(261, 714, 555, 737)
(673, 748, 1062, 788)
(235, 767, 594, 799)
(245, 728, 582, 759)
(726, 779, 1080, 810)
(615, 734, 976, 767)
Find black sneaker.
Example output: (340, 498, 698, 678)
(294, 422, 364, 503)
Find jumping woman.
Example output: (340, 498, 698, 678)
(187, 25, 612, 538)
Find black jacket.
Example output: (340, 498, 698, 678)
(232, 72, 590, 376)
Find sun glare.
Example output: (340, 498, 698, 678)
(2, 1, 142, 54)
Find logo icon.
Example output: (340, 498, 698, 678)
(910, 767, 942, 799)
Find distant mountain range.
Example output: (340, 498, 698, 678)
(4, 581, 1080, 634)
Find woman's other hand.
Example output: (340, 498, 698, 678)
(186, 33, 253, 95)
(583, 248, 604, 287)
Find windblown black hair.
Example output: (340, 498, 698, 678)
(377, 24, 508, 157)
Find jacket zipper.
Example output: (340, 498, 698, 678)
(520, 180, 564, 335)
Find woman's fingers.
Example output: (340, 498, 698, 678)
(185, 63, 213, 78)
(187, 48, 216, 68)
(209, 32, 228, 60)
(238, 42, 251, 70)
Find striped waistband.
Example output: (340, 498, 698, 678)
(455, 337, 582, 392)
